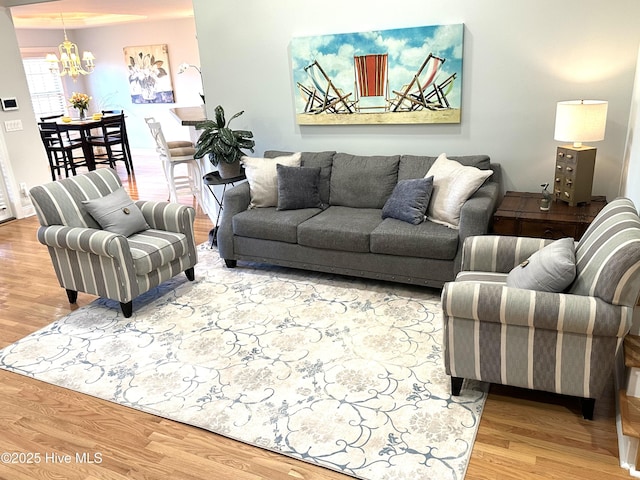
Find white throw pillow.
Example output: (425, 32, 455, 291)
(425, 153, 493, 228)
(241, 153, 302, 208)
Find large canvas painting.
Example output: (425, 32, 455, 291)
(291, 24, 463, 125)
(124, 44, 175, 104)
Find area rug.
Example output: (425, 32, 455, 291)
(0, 244, 486, 480)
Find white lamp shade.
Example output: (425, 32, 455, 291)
(554, 100, 608, 146)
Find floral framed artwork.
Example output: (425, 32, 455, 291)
(291, 24, 463, 125)
(124, 44, 175, 104)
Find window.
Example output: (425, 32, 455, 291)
(22, 57, 68, 119)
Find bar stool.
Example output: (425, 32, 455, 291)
(144, 118, 205, 212)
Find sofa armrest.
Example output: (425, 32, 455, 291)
(460, 235, 554, 273)
(37, 225, 131, 258)
(217, 182, 251, 258)
(453, 180, 501, 273)
(442, 281, 633, 337)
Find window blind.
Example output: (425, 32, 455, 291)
(22, 57, 67, 119)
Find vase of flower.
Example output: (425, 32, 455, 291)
(69, 92, 91, 120)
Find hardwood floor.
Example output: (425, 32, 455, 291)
(0, 156, 630, 479)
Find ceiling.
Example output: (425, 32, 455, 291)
(8, 0, 194, 29)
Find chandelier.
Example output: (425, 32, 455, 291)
(46, 14, 95, 81)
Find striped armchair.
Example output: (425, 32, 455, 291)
(29, 168, 197, 318)
(442, 197, 640, 419)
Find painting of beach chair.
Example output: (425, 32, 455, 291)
(353, 53, 390, 112)
(299, 60, 354, 114)
(391, 53, 453, 112)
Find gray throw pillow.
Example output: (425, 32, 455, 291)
(382, 177, 434, 225)
(82, 187, 150, 237)
(276, 164, 323, 210)
(506, 237, 576, 292)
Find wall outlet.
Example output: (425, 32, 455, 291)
(4, 119, 23, 132)
(19, 182, 28, 196)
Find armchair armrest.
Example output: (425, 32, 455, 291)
(217, 182, 251, 258)
(460, 235, 554, 273)
(37, 225, 131, 258)
(442, 281, 633, 337)
(136, 201, 196, 234)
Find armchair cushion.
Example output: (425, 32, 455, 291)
(506, 237, 576, 292)
(127, 229, 189, 275)
(82, 187, 149, 237)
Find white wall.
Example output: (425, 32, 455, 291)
(193, 0, 640, 200)
(0, 7, 51, 218)
(15, 17, 202, 151)
(621, 47, 640, 208)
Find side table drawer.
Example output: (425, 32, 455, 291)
(518, 220, 579, 239)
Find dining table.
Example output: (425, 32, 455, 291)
(54, 115, 117, 171)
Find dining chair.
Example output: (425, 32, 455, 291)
(87, 113, 134, 174)
(144, 117, 205, 212)
(38, 121, 86, 179)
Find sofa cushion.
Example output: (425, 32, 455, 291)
(127, 229, 188, 275)
(382, 177, 433, 225)
(277, 164, 323, 210)
(425, 153, 493, 229)
(329, 154, 399, 208)
(298, 206, 383, 253)
(241, 153, 302, 208)
(370, 218, 459, 260)
(265, 150, 334, 205)
(233, 207, 322, 244)
(82, 187, 150, 237)
(506, 237, 577, 292)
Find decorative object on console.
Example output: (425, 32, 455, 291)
(194, 105, 256, 179)
(539, 183, 551, 211)
(177, 62, 205, 104)
(68, 92, 91, 120)
(46, 14, 95, 81)
(553, 99, 608, 206)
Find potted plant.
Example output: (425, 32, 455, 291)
(194, 105, 255, 179)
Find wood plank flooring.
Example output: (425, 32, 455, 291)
(0, 157, 630, 479)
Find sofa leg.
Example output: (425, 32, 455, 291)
(224, 259, 237, 268)
(120, 301, 133, 318)
(581, 397, 595, 420)
(451, 376, 464, 396)
(185, 267, 195, 281)
(65, 289, 78, 304)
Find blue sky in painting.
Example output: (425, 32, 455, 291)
(291, 24, 463, 112)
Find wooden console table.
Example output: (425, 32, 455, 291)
(492, 191, 607, 241)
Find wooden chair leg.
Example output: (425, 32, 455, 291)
(185, 267, 195, 281)
(65, 289, 78, 304)
(581, 398, 595, 420)
(120, 301, 133, 318)
(224, 259, 237, 268)
(451, 376, 464, 396)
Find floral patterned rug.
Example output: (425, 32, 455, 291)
(0, 245, 486, 480)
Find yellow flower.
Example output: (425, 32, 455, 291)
(69, 92, 91, 110)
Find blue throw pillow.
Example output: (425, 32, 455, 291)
(382, 177, 434, 225)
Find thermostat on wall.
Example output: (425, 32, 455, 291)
(1, 98, 18, 111)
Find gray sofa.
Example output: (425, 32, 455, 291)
(217, 151, 503, 288)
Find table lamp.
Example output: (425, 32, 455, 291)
(553, 100, 607, 206)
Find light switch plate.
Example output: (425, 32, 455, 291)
(4, 120, 23, 132)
